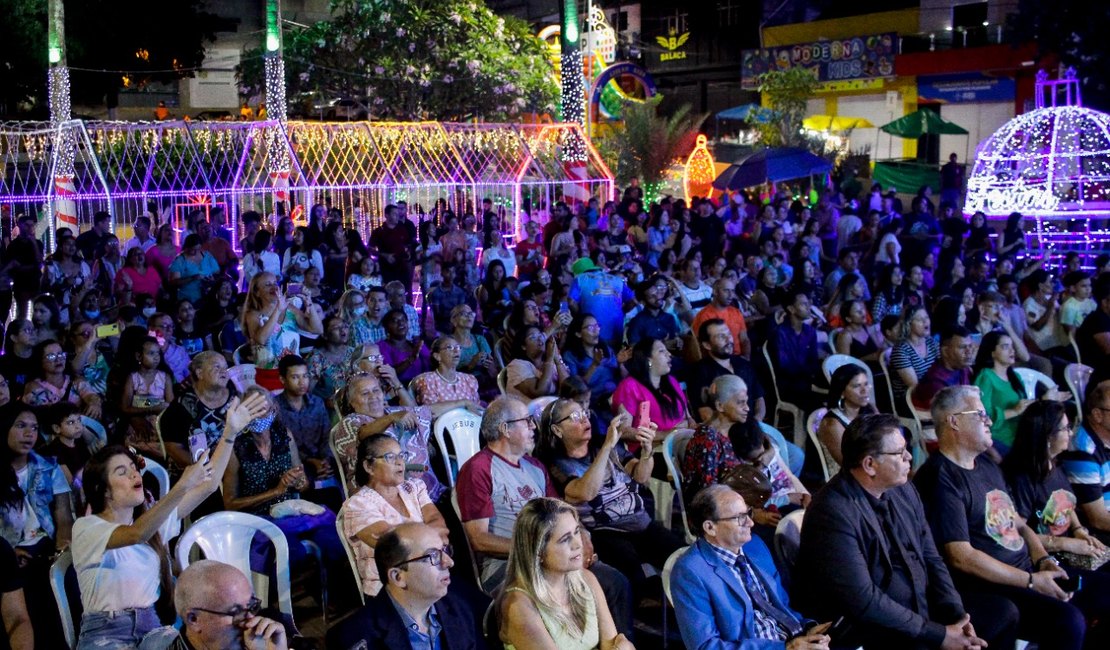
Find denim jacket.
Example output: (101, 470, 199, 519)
(1, 451, 66, 546)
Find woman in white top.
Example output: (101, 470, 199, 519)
(342, 434, 448, 596)
(481, 233, 517, 279)
(71, 393, 267, 649)
(241, 229, 282, 290)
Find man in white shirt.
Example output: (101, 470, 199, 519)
(123, 216, 156, 254)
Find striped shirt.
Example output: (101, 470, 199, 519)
(1061, 424, 1110, 511)
(705, 544, 790, 641)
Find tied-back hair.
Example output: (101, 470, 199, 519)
(500, 498, 592, 635)
(826, 364, 878, 414)
(625, 338, 682, 419)
(537, 398, 575, 464)
(565, 312, 610, 360)
(1002, 401, 1071, 484)
(84, 444, 175, 617)
(971, 331, 1025, 395)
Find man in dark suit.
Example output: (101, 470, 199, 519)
(327, 523, 486, 650)
(796, 413, 1014, 650)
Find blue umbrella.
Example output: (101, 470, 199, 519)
(716, 104, 777, 124)
(713, 147, 833, 190)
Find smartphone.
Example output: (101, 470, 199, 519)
(96, 323, 121, 338)
(826, 615, 851, 641)
(1056, 573, 1083, 593)
(638, 401, 651, 428)
(287, 282, 303, 296)
(187, 432, 207, 463)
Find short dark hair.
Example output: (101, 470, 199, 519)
(558, 375, 590, 400)
(278, 354, 306, 377)
(1063, 270, 1090, 288)
(841, 413, 905, 470)
(241, 210, 262, 225)
(354, 433, 396, 486)
(93, 211, 110, 225)
(688, 484, 731, 537)
(134, 216, 152, 228)
(374, 528, 411, 585)
(940, 325, 972, 346)
(698, 318, 727, 344)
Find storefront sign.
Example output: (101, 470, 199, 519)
(656, 28, 690, 62)
(918, 73, 1015, 104)
(742, 33, 896, 89)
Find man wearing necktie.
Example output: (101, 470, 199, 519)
(797, 413, 1013, 650)
(671, 483, 832, 649)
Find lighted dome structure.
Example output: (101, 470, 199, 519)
(966, 69, 1110, 219)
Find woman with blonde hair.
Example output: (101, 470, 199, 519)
(498, 497, 633, 650)
(242, 271, 321, 389)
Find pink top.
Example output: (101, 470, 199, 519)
(342, 480, 432, 596)
(411, 371, 480, 406)
(611, 375, 689, 433)
(115, 266, 163, 299)
(144, 245, 178, 282)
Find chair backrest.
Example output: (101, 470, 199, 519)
(1065, 363, 1093, 416)
(827, 327, 843, 354)
(175, 511, 295, 619)
(50, 549, 77, 650)
(661, 430, 697, 543)
(142, 456, 171, 500)
(232, 344, 249, 365)
(81, 415, 107, 453)
(878, 347, 898, 415)
(760, 342, 785, 404)
(153, 410, 168, 462)
(228, 363, 257, 393)
(1014, 367, 1057, 400)
(528, 396, 558, 420)
(1069, 329, 1082, 366)
(433, 407, 483, 488)
(758, 421, 791, 463)
(496, 367, 508, 396)
(774, 509, 806, 581)
(329, 423, 351, 500)
(450, 490, 488, 594)
(661, 545, 691, 606)
(822, 353, 869, 384)
(493, 338, 508, 370)
(334, 505, 366, 605)
(806, 407, 834, 482)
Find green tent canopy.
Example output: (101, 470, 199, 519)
(880, 109, 969, 138)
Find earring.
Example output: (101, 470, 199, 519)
(838, 397, 845, 410)
(648, 361, 653, 368)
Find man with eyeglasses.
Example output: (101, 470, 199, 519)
(172, 559, 287, 650)
(916, 385, 1110, 650)
(456, 396, 632, 635)
(328, 522, 483, 650)
(672, 484, 832, 650)
(1062, 379, 1110, 544)
(798, 413, 1012, 650)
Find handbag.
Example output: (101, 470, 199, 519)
(1055, 547, 1110, 572)
(719, 462, 772, 509)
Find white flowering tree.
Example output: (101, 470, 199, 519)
(238, 0, 558, 121)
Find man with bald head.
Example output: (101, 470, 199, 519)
(692, 277, 751, 358)
(328, 522, 483, 650)
(174, 560, 287, 650)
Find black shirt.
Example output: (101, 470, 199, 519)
(686, 354, 765, 417)
(1008, 466, 1076, 536)
(915, 453, 1033, 572)
(0, 538, 21, 650)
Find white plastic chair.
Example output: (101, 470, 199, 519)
(661, 429, 697, 544)
(496, 367, 509, 395)
(175, 511, 296, 624)
(1014, 367, 1057, 400)
(50, 549, 77, 649)
(80, 415, 107, 453)
(228, 363, 257, 393)
(822, 354, 877, 402)
(528, 396, 558, 420)
(905, 391, 933, 469)
(759, 421, 804, 478)
(334, 505, 366, 605)
(142, 456, 171, 500)
(433, 407, 482, 488)
(761, 342, 806, 447)
(1069, 329, 1082, 366)
(493, 338, 508, 370)
(880, 348, 919, 437)
(774, 509, 806, 584)
(450, 490, 488, 595)
(827, 327, 843, 354)
(661, 545, 691, 649)
(1065, 363, 1093, 422)
(806, 408, 835, 482)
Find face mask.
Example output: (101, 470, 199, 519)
(247, 413, 276, 433)
(351, 306, 368, 317)
(83, 310, 100, 320)
(142, 307, 157, 318)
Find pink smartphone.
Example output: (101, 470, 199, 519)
(638, 401, 651, 428)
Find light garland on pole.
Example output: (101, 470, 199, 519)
(264, 0, 291, 206)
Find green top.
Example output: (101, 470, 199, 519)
(973, 368, 1024, 447)
(503, 585, 599, 650)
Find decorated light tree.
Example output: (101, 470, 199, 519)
(263, 0, 292, 206)
(47, 0, 79, 245)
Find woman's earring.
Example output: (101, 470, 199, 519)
(648, 361, 653, 368)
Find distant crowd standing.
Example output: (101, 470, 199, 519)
(0, 168, 1109, 650)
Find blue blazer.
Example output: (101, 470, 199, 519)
(671, 536, 805, 650)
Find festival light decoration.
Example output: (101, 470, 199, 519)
(965, 68, 1110, 266)
(683, 135, 716, 203)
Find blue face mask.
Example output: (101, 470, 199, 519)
(83, 309, 100, 320)
(247, 413, 276, 433)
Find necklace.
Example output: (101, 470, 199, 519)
(436, 368, 459, 384)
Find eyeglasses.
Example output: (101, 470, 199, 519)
(874, 446, 910, 459)
(953, 409, 990, 423)
(191, 596, 261, 623)
(372, 450, 415, 464)
(439, 345, 461, 353)
(714, 509, 753, 525)
(45, 352, 67, 362)
(555, 410, 589, 425)
(582, 324, 601, 332)
(503, 415, 537, 428)
(393, 544, 454, 570)
(361, 354, 384, 364)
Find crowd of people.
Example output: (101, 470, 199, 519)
(0, 171, 1109, 650)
